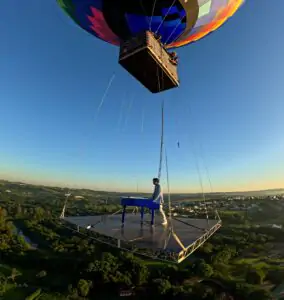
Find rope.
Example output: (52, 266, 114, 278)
(138, 0, 151, 30)
(157, 99, 164, 180)
(155, 63, 164, 180)
(94, 73, 116, 120)
(165, 147, 172, 227)
(78, 72, 116, 159)
(165, 18, 188, 48)
(111, 208, 122, 216)
(156, 64, 161, 92)
(183, 101, 211, 225)
(149, 0, 158, 31)
(172, 217, 205, 232)
(164, 11, 199, 49)
(155, 0, 177, 36)
(164, 15, 186, 45)
(198, 144, 219, 220)
(185, 100, 218, 221)
(141, 107, 145, 134)
(123, 95, 134, 131)
(194, 150, 209, 225)
(117, 95, 126, 131)
(199, 144, 214, 194)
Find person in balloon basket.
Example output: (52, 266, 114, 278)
(153, 33, 162, 43)
(169, 51, 178, 65)
(152, 178, 168, 226)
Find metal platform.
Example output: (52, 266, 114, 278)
(63, 214, 221, 263)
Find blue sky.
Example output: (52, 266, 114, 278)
(0, 0, 283, 193)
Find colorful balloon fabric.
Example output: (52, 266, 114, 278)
(57, 0, 244, 49)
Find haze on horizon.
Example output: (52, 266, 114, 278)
(0, 169, 283, 194)
(0, 1, 284, 194)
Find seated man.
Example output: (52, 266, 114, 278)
(152, 178, 167, 226)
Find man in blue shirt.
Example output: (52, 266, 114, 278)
(152, 178, 167, 225)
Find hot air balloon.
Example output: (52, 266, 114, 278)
(57, 0, 244, 93)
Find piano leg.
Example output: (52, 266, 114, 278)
(122, 205, 126, 227)
(151, 209, 155, 226)
(140, 206, 144, 226)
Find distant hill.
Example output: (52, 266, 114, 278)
(217, 189, 284, 197)
(0, 179, 283, 198)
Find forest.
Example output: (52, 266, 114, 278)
(1, 180, 284, 299)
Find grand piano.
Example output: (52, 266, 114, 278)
(120, 197, 160, 226)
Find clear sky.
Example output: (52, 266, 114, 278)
(0, 1, 283, 193)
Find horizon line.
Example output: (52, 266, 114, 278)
(1, 178, 283, 195)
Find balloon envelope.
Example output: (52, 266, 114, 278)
(57, 0, 244, 49)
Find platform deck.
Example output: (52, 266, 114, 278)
(64, 214, 220, 254)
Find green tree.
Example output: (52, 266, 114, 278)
(16, 204, 22, 217)
(246, 269, 266, 285)
(36, 270, 47, 278)
(266, 270, 284, 285)
(152, 278, 171, 295)
(34, 207, 45, 221)
(213, 292, 232, 300)
(0, 272, 8, 295)
(17, 235, 30, 251)
(234, 283, 255, 299)
(201, 242, 213, 254)
(8, 268, 21, 282)
(121, 253, 149, 285)
(192, 283, 214, 299)
(0, 208, 14, 252)
(213, 263, 231, 280)
(196, 260, 214, 278)
(67, 284, 78, 298)
(25, 288, 42, 300)
(250, 289, 272, 300)
(77, 279, 91, 297)
(212, 248, 233, 265)
(171, 285, 185, 297)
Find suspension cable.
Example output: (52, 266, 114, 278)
(117, 94, 126, 131)
(156, 61, 164, 180)
(141, 107, 145, 134)
(138, 0, 151, 30)
(164, 13, 197, 49)
(79, 72, 116, 160)
(164, 15, 186, 45)
(165, 147, 173, 228)
(94, 73, 116, 121)
(199, 144, 214, 194)
(193, 150, 209, 226)
(198, 143, 219, 220)
(155, 0, 177, 35)
(149, 0, 158, 31)
(186, 99, 218, 221)
(184, 101, 211, 225)
(123, 95, 134, 131)
(157, 99, 164, 180)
